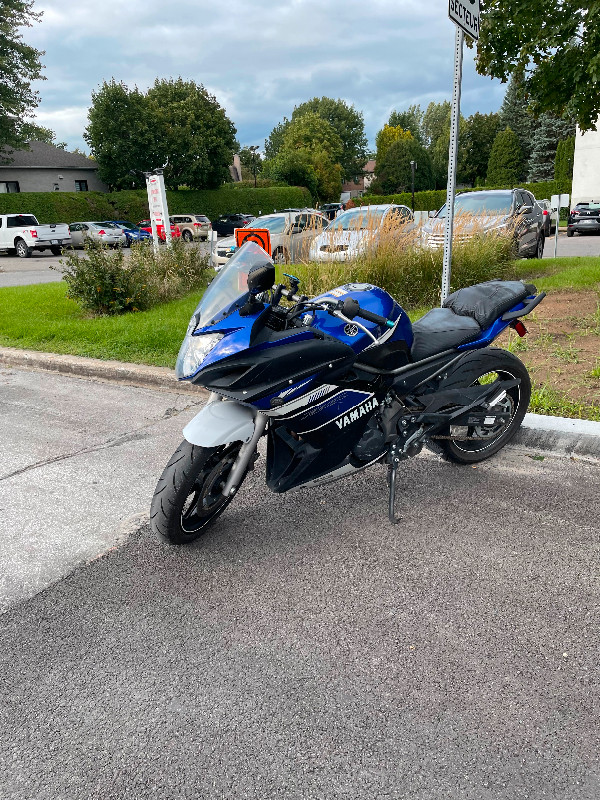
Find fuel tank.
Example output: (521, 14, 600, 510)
(308, 282, 413, 354)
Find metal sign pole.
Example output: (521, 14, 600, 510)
(441, 26, 464, 304)
(553, 212, 559, 258)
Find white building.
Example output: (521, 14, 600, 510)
(571, 121, 600, 207)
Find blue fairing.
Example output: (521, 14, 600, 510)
(457, 296, 534, 351)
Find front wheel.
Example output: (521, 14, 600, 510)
(534, 232, 544, 259)
(272, 247, 289, 264)
(435, 349, 531, 464)
(150, 440, 245, 544)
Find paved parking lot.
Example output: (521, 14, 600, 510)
(544, 229, 600, 258)
(1, 368, 599, 798)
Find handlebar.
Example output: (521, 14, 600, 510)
(339, 297, 395, 329)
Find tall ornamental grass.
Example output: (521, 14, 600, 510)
(294, 212, 519, 308)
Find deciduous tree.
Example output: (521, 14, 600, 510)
(477, 1, 600, 131)
(388, 105, 424, 144)
(373, 137, 434, 194)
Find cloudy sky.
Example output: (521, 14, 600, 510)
(27, 0, 506, 154)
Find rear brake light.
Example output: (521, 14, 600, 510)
(511, 320, 528, 337)
(30, 229, 38, 238)
(98, 229, 105, 235)
(542, 210, 548, 216)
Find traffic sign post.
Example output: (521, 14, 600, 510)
(442, 0, 480, 304)
(551, 192, 570, 257)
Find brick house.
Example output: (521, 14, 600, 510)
(0, 141, 108, 193)
(341, 159, 376, 198)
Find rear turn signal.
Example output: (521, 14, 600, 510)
(511, 320, 528, 337)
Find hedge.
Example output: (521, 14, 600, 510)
(0, 185, 312, 225)
(354, 179, 573, 212)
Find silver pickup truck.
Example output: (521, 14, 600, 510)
(0, 213, 71, 257)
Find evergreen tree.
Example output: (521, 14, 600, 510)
(499, 76, 534, 172)
(527, 113, 575, 182)
(0, 0, 45, 153)
(554, 136, 575, 182)
(486, 127, 524, 186)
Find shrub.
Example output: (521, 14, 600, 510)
(55, 239, 209, 315)
(0, 186, 312, 225)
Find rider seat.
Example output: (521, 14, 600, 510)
(410, 280, 532, 362)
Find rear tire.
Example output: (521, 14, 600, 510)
(567, 229, 574, 237)
(182, 230, 194, 243)
(435, 349, 531, 464)
(535, 232, 544, 259)
(150, 440, 245, 545)
(50, 246, 62, 256)
(15, 238, 31, 258)
(273, 247, 288, 264)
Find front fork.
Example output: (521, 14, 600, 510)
(221, 411, 268, 498)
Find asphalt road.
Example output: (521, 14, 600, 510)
(544, 229, 600, 258)
(1, 368, 599, 798)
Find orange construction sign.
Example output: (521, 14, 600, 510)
(235, 227, 271, 256)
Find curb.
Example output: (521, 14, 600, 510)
(0, 346, 205, 397)
(514, 413, 600, 462)
(2, 346, 599, 461)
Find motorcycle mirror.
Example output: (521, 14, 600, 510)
(247, 262, 275, 294)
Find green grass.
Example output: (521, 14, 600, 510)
(0, 281, 200, 367)
(530, 385, 600, 422)
(513, 256, 600, 292)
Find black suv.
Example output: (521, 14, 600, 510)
(212, 213, 255, 237)
(567, 201, 600, 237)
(422, 188, 545, 259)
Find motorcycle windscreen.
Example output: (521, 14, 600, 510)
(191, 241, 274, 330)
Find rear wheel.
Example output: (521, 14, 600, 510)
(15, 238, 31, 258)
(182, 230, 194, 243)
(567, 229, 574, 237)
(150, 440, 245, 544)
(435, 349, 531, 464)
(50, 246, 62, 256)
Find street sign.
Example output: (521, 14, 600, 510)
(550, 194, 570, 257)
(448, 0, 480, 40)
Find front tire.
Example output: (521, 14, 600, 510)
(273, 247, 289, 264)
(534, 232, 544, 259)
(151, 440, 245, 544)
(435, 349, 531, 464)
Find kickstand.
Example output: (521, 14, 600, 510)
(388, 463, 398, 524)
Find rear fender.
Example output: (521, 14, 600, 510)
(183, 401, 256, 447)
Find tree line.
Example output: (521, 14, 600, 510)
(0, 0, 594, 199)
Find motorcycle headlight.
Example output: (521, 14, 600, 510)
(175, 332, 224, 379)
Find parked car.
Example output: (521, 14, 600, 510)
(137, 219, 182, 241)
(320, 202, 345, 220)
(169, 214, 212, 242)
(215, 210, 327, 268)
(535, 199, 557, 236)
(68, 222, 126, 248)
(102, 220, 152, 246)
(421, 189, 545, 259)
(309, 204, 414, 263)
(567, 201, 600, 237)
(211, 213, 255, 237)
(0, 213, 71, 257)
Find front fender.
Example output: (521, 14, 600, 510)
(183, 401, 256, 447)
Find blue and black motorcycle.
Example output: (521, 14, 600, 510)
(151, 241, 545, 543)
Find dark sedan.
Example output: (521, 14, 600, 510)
(567, 202, 600, 237)
(211, 213, 255, 237)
